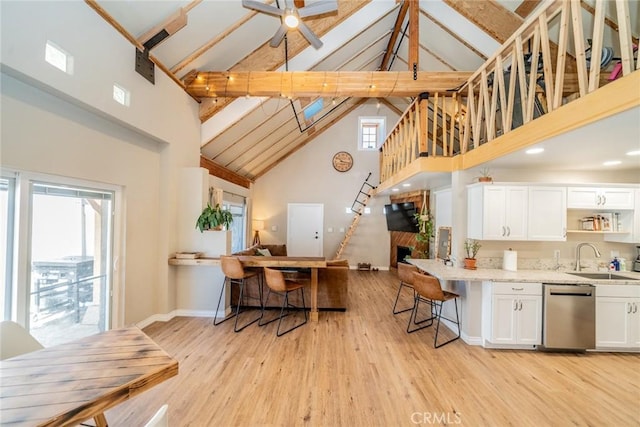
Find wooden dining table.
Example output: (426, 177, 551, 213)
(237, 256, 327, 321)
(0, 326, 178, 426)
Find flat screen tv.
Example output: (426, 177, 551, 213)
(384, 202, 420, 233)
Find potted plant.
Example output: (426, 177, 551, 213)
(412, 211, 433, 258)
(464, 238, 481, 269)
(195, 203, 233, 232)
(477, 167, 493, 183)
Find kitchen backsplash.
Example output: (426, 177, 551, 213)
(475, 257, 629, 271)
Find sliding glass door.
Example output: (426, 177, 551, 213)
(28, 182, 113, 346)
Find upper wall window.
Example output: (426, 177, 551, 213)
(45, 41, 73, 75)
(358, 117, 385, 151)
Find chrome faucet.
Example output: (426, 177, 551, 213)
(575, 243, 601, 271)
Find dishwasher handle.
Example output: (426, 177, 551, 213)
(546, 285, 594, 297)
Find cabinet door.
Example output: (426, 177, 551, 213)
(629, 301, 640, 349)
(516, 296, 542, 345)
(504, 187, 528, 240)
(567, 187, 599, 209)
(528, 186, 566, 241)
(490, 295, 518, 344)
(596, 297, 630, 348)
(482, 186, 508, 239)
(601, 188, 635, 209)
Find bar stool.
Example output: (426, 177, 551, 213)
(259, 267, 308, 337)
(393, 262, 419, 314)
(214, 256, 263, 332)
(407, 271, 461, 348)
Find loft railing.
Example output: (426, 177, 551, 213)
(380, 0, 638, 183)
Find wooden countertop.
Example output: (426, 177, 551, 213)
(169, 257, 220, 266)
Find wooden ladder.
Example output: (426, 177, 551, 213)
(334, 173, 377, 260)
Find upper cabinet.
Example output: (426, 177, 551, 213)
(605, 188, 640, 244)
(567, 187, 635, 210)
(528, 186, 567, 241)
(468, 185, 528, 240)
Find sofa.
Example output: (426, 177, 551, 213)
(228, 244, 348, 311)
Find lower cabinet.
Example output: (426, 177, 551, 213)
(596, 285, 640, 350)
(482, 282, 542, 347)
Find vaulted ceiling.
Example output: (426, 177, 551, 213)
(89, 0, 635, 186)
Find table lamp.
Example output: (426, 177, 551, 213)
(252, 220, 265, 245)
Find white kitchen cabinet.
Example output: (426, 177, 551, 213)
(482, 282, 542, 347)
(595, 285, 640, 350)
(468, 185, 528, 240)
(567, 187, 635, 210)
(528, 186, 567, 241)
(605, 188, 640, 244)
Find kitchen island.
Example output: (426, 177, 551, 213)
(406, 259, 640, 351)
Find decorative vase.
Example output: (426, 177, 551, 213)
(464, 258, 477, 270)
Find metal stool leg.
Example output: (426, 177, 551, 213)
(213, 277, 237, 326)
(407, 294, 435, 333)
(434, 298, 461, 348)
(393, 282, 414, 315)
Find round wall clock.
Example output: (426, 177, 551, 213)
(332, 151, 353, 172)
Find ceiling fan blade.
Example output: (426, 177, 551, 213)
(242, 0, 284, 17)
(298, 0, 338, 18)
(298, 21, 323, 49)
(270, 23, 288, 48)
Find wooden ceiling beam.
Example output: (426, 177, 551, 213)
(187, 71, 471, 98)
(199, 0, 371, 122)
(514, 0, 542, 19)
(380, 0, 410, 71)
(408, 0, 419, 71)
(199, 156, 252, 188)
(442, 0, 521, 44)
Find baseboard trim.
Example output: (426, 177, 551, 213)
(136, 308, 228, 329)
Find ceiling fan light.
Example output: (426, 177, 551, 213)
(284, 12, 299, 28)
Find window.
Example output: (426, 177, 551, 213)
(1, 176, 16, 320)
(112, 84, 130, 106)
(45, 41, 74, 75)
(358, 117, 386, 150)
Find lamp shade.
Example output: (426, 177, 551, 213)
(253, 220, 265, 231)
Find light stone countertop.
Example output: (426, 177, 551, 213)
(406, 259, 640, 285)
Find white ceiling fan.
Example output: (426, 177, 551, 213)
(242, 0, 338, 49)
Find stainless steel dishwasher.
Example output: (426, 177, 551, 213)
(542, 284, 596, 351)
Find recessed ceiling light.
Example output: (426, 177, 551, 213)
(392, 188, 399, 192)
(525, 147, 544, 155)
(626, 150, 640, 156)
(603, 160, 621, 166)
(402, 183, 411, 187)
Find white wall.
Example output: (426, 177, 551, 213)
(252, 101, 399, 268)
(1, 1, 201, 325)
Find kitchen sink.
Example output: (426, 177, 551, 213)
(566, 272, 639, 281)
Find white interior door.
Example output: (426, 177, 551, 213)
(287, 203, 323, 256)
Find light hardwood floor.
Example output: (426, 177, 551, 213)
(105, 270, 640, 426)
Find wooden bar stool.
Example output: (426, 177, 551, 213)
(393, 262, 419, 314)
(214, 256, 263, 332)
(259, 267, 308, 337)
(407, 272, 461, 348)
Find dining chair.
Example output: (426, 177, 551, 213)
(143, 404, 169, 427)
(214, 256, 263, 332)
(393, 262, 418, 314)
(407, 272, 461, 348)
(0, 320, 44, 360)
(259, 267, 308, 337)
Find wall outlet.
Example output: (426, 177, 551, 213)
(553, 250, 560, 262)
(327, 227, 333, 233)
(611, 250, 620, 258)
